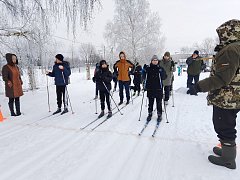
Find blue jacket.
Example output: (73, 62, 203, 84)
(47, 61, 71, 86)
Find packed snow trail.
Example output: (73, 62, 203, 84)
(0, 71, 239, 180)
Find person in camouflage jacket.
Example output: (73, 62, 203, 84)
(189, 19, 240, 169)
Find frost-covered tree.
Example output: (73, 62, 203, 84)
(104, 0, 164, 64)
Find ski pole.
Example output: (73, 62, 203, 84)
(61, 72, 74, 114)
(163, 99, 169, 123)
(95, 98, 98, 114)
(102, 81, 123, 115)
(130, 86, 133, 104)
(46, 75, 51, 112)
(138, 90, 145, 121)
(171, 83, 175, 107)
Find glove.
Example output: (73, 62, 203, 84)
(143, 64, 148, 70)
(59, 65, 64, 70)
(189, 84, 201, 95)
(7, 81, 13, 88)
(92, 77, 96, 83)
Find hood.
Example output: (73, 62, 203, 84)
(215, 19, 240, 51)
(5, 53, 18, 66)
(119, 51, 126, 60)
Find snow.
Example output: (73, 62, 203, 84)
(0, 69, 239, 180)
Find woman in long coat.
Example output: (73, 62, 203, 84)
(2, 53, 23, 116)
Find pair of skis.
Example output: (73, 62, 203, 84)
(139, 119, 161, 137)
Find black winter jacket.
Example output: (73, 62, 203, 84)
(93, 67, 113, 92)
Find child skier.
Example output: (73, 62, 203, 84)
(46, 54, 71, 115)
(133, 62, 142, 96)
(93, 60, 113, 118)
(142, 55, 167, 122)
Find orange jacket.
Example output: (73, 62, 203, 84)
(114, 59, 134, 81)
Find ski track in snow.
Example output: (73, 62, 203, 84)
(0, 71, 240, 180)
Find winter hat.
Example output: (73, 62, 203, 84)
(100, 60, 107, 66)
(151, 55, 159, 61)
(55, 54, 64, 61)
(119, 51, 126, 59)
(164, 51, 170, 57)
(193, 50, 199, 55)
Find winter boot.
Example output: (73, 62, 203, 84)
(15, 100, 21, 116)
(147, 112, 152, 122)
(98, 110, 104, 118)
(157, 113, 162, 122)
(107, 110, 112, 118)
(137, 92, 140, 96)
(118, 101, 123, 106)
(213, 146, 222, 156)
(53, 108, 61, 115)
(208, 140, 236, 169)
(93, 95, 98, 100)
(133, 92, 136, 96)
(8, 101, 16, 116)
(126, 100, 130, 105)
(61, 107, 69, 115)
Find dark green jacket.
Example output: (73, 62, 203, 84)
(197, 42, 240, 109)
(186, 56, 203, 76)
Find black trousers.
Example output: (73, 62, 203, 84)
(164, 86, 171, 101)
(99, 90, 111, 111)
(148, 97, 162, 115)
(56, 85, 67, 108)
(8, 97, 20, 113)
(134, 82, 141, 93)
(187, 74, 199, 88)
(213, 105, 239, 141)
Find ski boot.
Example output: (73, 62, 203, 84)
(53, 108, 61, 115)
(98, 110, 104, 118)
(147, 112, 152, 122)
(107, 111, 112, 118)
(157, 113, 162, 122)
(61, 108, 69, 115)
(118, 101, 123, 106)
(126, 100, 130, 105)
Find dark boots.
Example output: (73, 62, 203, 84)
(15, 99, 21, 116)
(147, 112, 152, 121)
(208, 140, 236, 169)
(53, 108, 61, 115)
(157, 112, 162, 122)
(98, 110, 104, 118)
(8, 101, 16, 116)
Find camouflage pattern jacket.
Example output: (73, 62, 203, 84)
(198, 42, 240, 109)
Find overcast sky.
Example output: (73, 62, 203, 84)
(54, 0, 240, 56)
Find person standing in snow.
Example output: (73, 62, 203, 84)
(113, 51, 135, 105)
(133, 62, 142, 96)
(2, 53, 23, 116)
(92, 60, 113, 118)
(186, 50, 204, 89)
(46, 54, 71, 115)
(189, 19, 240, 169)
(142, 55, 167, 122)
(159, 52, 176, 105)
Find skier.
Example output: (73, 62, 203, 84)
(189, 19, 240, 169)
(186, 50, 204, 90)
(142, 55, 167, 122)
(2, 53, 23, 116)
(46, 54, 71, 115)
(113, 51, 135, 105)
(159, 52, 176, 105)
(133, 62, 142, 96)
(112, 71, 118, 92)
(92, 60, 113, 118)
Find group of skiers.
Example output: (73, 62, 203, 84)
(91, 51, 176, 121)
(1, 19, 240, 170)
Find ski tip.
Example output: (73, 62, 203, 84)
(166, 121, 169, 123)
(138, 133, 141, 136)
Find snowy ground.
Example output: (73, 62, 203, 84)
(0, 70, 239, 180)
